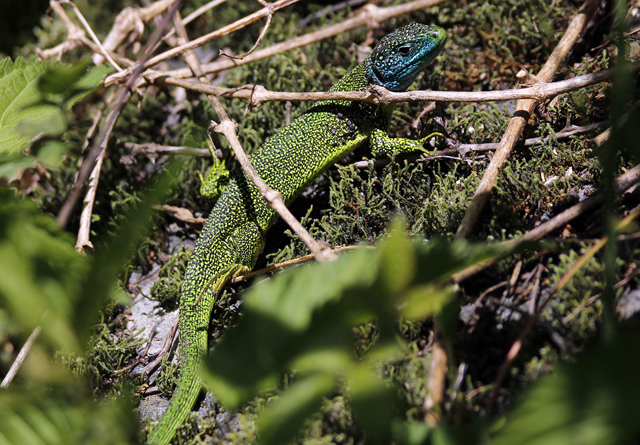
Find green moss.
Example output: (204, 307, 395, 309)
(150, 246, 192, 312)
(57, 306, 145, 393)
(157, 353, 180, 398)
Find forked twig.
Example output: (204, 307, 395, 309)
(59, 0, 123, 71)
(219, 0, 274, 60)
(105, 0, 448, 87)
(154, 62, 637, 107)
(105, 0, 301, 87)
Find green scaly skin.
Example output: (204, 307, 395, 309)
(147, 23, 446, 445)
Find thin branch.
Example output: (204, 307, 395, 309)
(455, 0, 601, 239)
(143, 315, 179, 377)
(124, 121, 606, 170)
(59, 0, 123, 71)
(37, 0, 86, 60)
(105, 0, 301, 87)
(1, 326, 42, 388)
(92, 0, 176, 66)
(424, 336, 447, 427)
(74, 111, 104, 253)
(298, 0, 369, 27)
(352, 121, 608, 169)
(229, 245, 365, 284)
(154, 61, 637, 107)
(219, 0, 274, 60)
(105, 0, 448, 87)
(161, 0, 229, 41)
(124, 142, 215, 157)
(562, 266, 639, 324)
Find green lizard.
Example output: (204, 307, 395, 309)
(147, 22, 447, 445)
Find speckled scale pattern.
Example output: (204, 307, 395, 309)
(147, 23, 447, 445)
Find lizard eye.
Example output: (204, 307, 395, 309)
(398, 45, 412, 57)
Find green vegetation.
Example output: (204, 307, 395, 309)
(1, 0, 640, 444)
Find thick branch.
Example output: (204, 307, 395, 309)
(154, 61, 635, 106)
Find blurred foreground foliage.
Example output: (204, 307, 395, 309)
(1, 0, 640, 444)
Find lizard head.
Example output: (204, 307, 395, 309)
(365, 23, 446, 92)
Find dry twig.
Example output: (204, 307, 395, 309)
(0, 326, 42, 388)
(56, 0, 184, 228)
(144, 315, 179, 377)
(453, 164, 640, 283)
(75, 111, 104, 253)
(229, 245, 365, 284)
(152, 61, 638, 109)
(105, 0, 301, 87)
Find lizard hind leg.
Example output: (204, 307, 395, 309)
(193, 222, 264, 307)
(192, 221, 264, 309)
(191, 263, 248, 309)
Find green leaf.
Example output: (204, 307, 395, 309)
(37, 60, 92, 96)
(0, 58, 108, 154)
(36, 140, 70, 168)
(392, 420, 430, 445)
(257, 374, 335, 445)
(0, 188, 86, 353)
(202, 226, 497, 442)
(400, 284, 453, 321)
(378, 218, 415, 293)
(348, 365, 398, 443)
(0, 58, 56, 154)
(73, 160, 182, 346)
(0, 386, 138, 445)
(0, 153, 34, 179)
(491, 333, 640, 445)
(0, 160, 180, 359)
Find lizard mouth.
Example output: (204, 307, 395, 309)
(371, 66, 385, 84)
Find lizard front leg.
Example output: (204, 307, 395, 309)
(370, 127, 442, 157)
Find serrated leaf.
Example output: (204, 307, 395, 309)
(0, 58, 107, 154)
(0, 57, 56, 154)
(0, 160, 180, 356)
(0, 188, 86, 352)
(201, 226, 496, 441)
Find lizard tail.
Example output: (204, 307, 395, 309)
(146, 349, 202, 445)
